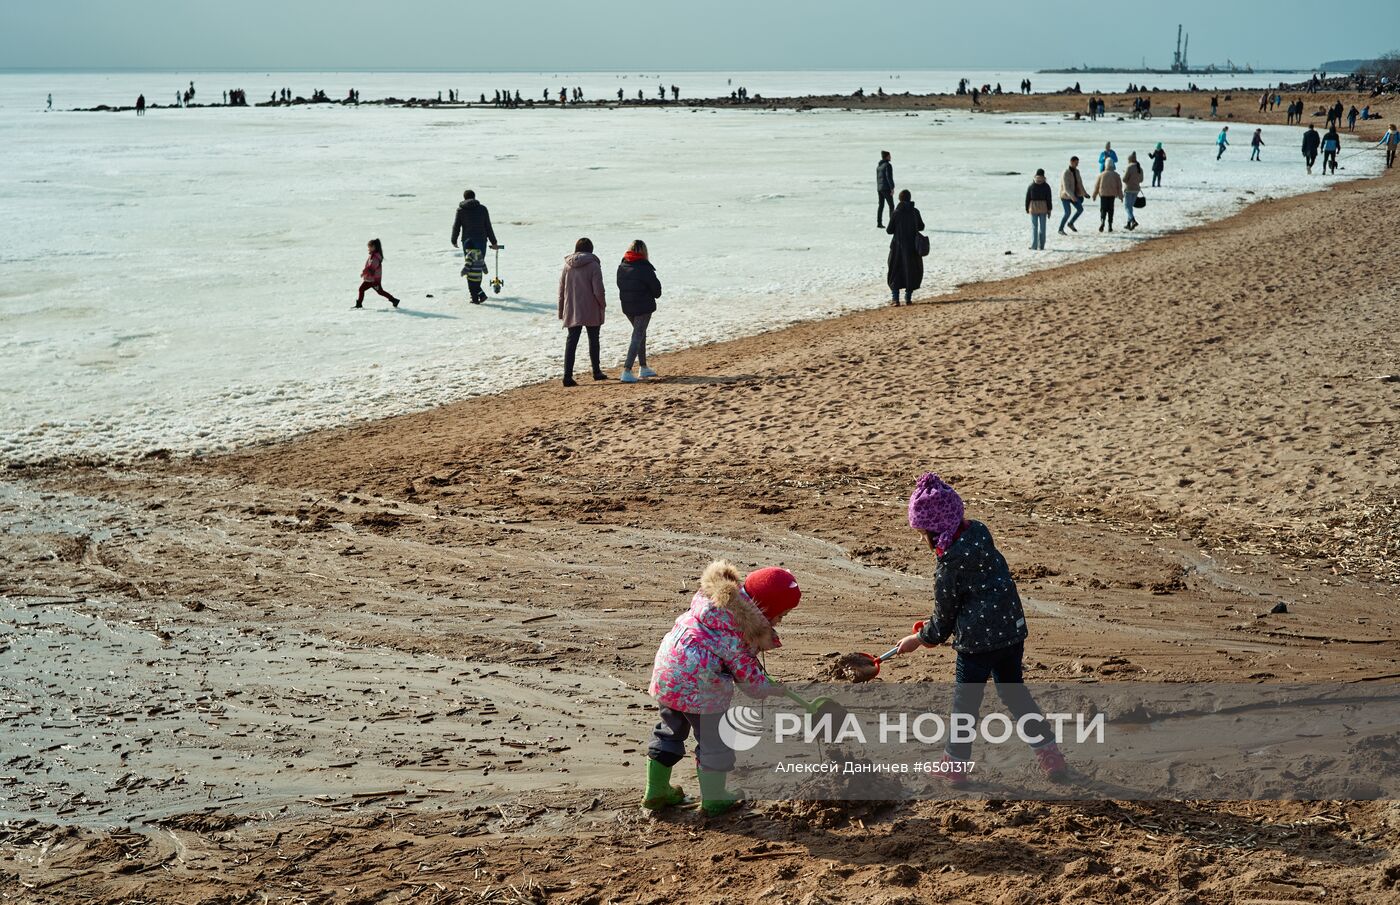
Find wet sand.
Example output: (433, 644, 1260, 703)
(3, 100, 1399, 901)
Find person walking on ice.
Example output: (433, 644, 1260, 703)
(1058, 156, 1090, 235)
(1321, 126, 1341, 175)
(1302, 124, 1320, 173)
(1250, 128, 1265, 161)
(354, 239, 399, 309)
(1216, 126, 1230, 160)
(645, 561, 801, 814)
(1121, 152, 1143, 231)
(1093, 159, 1122, 232)
(892, 474, 1069, 786)
(1024, 169, 1053, 250)
(1149, 142, 1166, 187)
(885, 189, 925, 306)
(1098, 142, 1117, 172)
(558, 237, 608, 386)
(616, 240, 662, 383)
(450, 190, 499, 304)
(46, 94, 52, 112)
(876, 150, 895, 228)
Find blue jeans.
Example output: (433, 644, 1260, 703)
(1059, 198, 1083, 231)
(946, 642, 1050, 760)
(1029, 214, 1047, 249)
(1123, 191, 1138, 223)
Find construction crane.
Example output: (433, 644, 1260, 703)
(1172, 25, 1191, 73)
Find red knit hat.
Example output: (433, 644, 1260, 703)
(743, 567, 801, 622)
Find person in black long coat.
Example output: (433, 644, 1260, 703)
(886, 189, 924, 306)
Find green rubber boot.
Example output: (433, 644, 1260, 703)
(697, 768, 741, 816)
(641, 760, 686, 811)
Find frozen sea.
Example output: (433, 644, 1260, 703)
(1, 71, 1383, 463)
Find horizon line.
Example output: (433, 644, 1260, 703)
(0, 64, 1322, 75)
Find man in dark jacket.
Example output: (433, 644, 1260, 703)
(450, 190, 500, 303)
(876, 151, 895, 228)
(1302, 124, 1321, 173)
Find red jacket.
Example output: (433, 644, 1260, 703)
(361, 252, 382, 283)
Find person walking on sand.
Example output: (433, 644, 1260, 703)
(558, 238, 608, 387)
(1098, 142, 1117, 172)
(1249, 128, 1265, 161)
(1378, 124, 1399, 169)
(1347, 106, 1358, 131)
(1058, 156, 1090, 234)
(1025, 169, 1053, 250)
(1121, 153, 1144, 231)
(1216, 126, 1230, 160)
(1149, 142, 1166, 187)
(886, 190, 925, 306)
(1093, 159, 1122, 232)
(1210, 95, 1219, 117)
(1302, 123, 1321, 173)
(450, 190, 500, 304)
(1321, 126, 1341, 175)
(354, 239, 399, 309)
(616, 240, 662, 383)
(876, 151, 895, 228)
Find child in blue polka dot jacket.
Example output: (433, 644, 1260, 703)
(894, 473, 1069, 786)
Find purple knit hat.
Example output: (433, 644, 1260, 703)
(907, 473, 965, 550)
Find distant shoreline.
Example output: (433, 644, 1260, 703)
(66, 85, 1395, 139)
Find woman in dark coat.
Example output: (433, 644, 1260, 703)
(886, 189, 924, 306)
(615, 239, 662, 382)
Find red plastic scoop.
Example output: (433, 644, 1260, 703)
(839, 622, 925, 683)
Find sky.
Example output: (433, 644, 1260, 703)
(2, 0, 1396, 72)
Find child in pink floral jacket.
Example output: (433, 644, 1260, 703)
(643, 560, 800, 815)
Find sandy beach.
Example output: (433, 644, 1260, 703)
(3, 92, 1399, 902)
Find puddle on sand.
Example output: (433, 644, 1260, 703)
(0, 597, 636, 829)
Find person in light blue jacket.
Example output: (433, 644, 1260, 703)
(1216, 126, 1230, 161)
(1321, 127, 1340, 174)
(1098, 142, 1118, 171)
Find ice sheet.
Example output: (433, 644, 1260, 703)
(1, 78, 1383, 463)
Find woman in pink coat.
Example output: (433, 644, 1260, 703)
(557, 237, 607, 386)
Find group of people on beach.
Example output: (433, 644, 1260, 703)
(354, 96, 1395, 377)
(876, 134, 1166, 303)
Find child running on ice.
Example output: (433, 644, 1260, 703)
(645, 561, 801, 815)
(354, 238, 399, 309)
(894, 473, 1068, 787)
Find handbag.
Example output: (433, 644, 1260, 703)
(1134, 195, 1147, 209)
(916, 233, 930, 257)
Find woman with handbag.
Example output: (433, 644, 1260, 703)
(1121, 153, 1144, 231)
(1024, 169, 1054, 250)
(886, 189, 926, 306)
